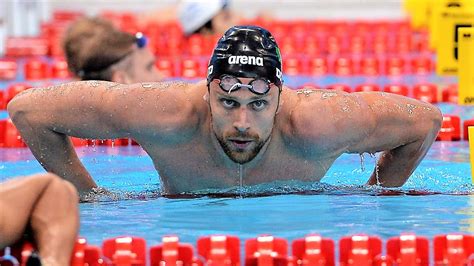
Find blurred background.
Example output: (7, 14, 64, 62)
(0, 0, 405, 54)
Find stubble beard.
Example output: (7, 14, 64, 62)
(215, 131, 270, 164)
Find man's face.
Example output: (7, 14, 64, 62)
(208, 77, 280, 164)
(124, 47, 163, 83)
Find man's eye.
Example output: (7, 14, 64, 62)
(252, 100, 267, 110)
(221, 99, 237, 108)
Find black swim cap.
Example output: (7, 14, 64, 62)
(207, 25, 283, 88)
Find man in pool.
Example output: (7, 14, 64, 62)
(7, 26, 442, 196)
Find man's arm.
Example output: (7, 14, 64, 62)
(346, 92, 443, 187)
(7, 81, 196, 193)
(288, 90, 442, 187)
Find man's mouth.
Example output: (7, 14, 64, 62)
(229, 139, 253, 149)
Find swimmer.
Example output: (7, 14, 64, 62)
(8, 26, 443, 195)
(63, 17, 163, 83)
(178, 0, 239, 36)
(0, 173, 79, 266)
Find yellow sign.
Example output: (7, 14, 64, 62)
(407, 0, 431, 29)
(458, 27, 474, 105)
(430, 0, 474, 50)
(435, 5, 474, 75)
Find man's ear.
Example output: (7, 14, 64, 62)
(111, 70, 131, 84)
(203, 91, 210, 103)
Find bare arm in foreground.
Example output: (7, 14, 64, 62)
(0, 173, 79, 266)
(288, 90, 443, 187)
(7, 81, 198, 193)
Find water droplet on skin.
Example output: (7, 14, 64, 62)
(142, 83, 153, 88)
(406, 103, 417, 115)
(321, 92, 337, 99)
(297, 89, 316, 96)
(88, 81, 100, 87)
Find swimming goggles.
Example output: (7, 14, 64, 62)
(216, 74, 273, 95)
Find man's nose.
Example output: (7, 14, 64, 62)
(233, 108, 250, 132)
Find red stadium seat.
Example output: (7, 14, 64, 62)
(0, 59, 18, 80)
(156, 57, 176, 78)
(51, 57, 71, 79)
(6, 37, 49, 57)
(463, 119, 474, 141)
(349, 35, 367, 54)
(385, 57, 406, 76)
(413, 84, 438, 103)
(359, 57, 380, 76)
(71, 238, 104, 266)
(284, 56, 303, 76)
(292, 234, 335, 266)
(434, 234, 474, 266)
(371, 34, 389, 55)
(308, 57, 328, 76)
(327, 35, 345, 55)
(354, 84, 380, 92)
(24, 59, 50, 80)
(150, 235, 200, 266)
(386, 234, 429, 266)
(52, 10, 84, 22)
(155, 35, 183, 57)
(180, 58, 204, 79)
(0, 119, 26, 148)
(245, 235, 289, 266)
(394, 33, 412, 54)
(411, 57, 433, 75)
(187, 34, 206, 56)
(197, 235, 240, 266)
(0, 90, 5, 110)
(333, 57, 353, 76)
(339, 235, 382, 266)
(442, 84, 458, 104)
(384, 84, 409, 96)
(303, 35, 323, 57)
(436, 115, 461, 141)
(102, 236, 147, 266)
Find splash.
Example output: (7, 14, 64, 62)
(239, 164, 244, 198)
(359, 153, 365, 172)
(370, 153, 381, 186)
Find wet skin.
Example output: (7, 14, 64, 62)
(7, 79, 442, 195)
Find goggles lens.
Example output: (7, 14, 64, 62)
(218, 75, 271, 95)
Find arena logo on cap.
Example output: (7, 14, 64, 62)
(228, 55, 264, 66)
(276, 68, 282, 81)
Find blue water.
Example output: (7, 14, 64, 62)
(1, 135, 473, 248)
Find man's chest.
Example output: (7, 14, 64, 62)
(145, 141, 339, 194)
